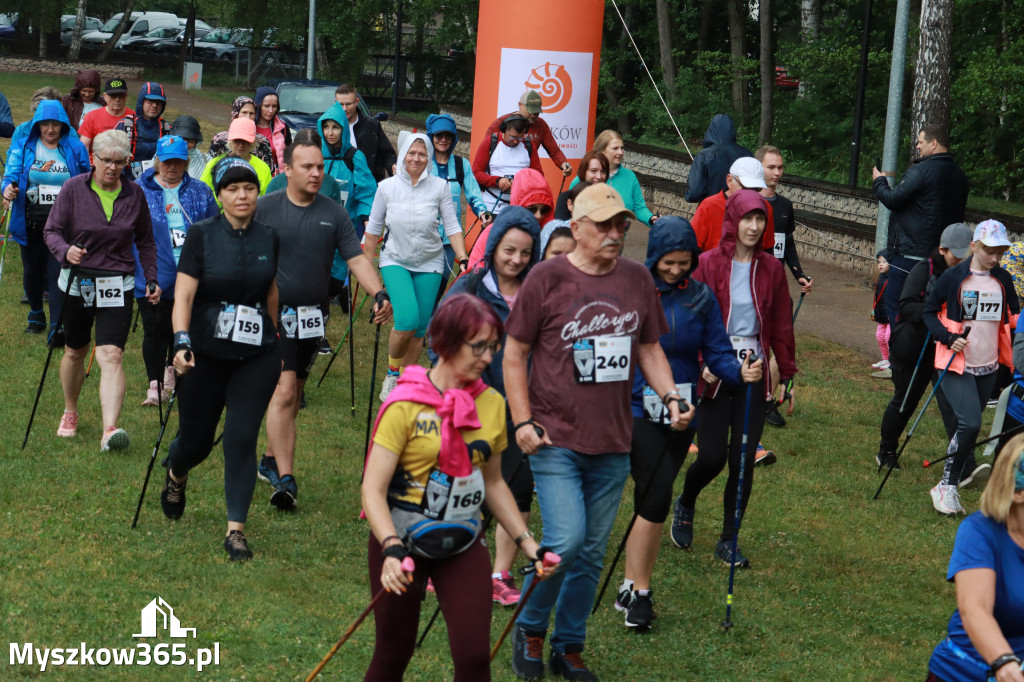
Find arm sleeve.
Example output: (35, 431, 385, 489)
(177, 225, 205, 277)
(364, 185, 387, 237)
(769, 264, 798, 381)
(898, 262, 929, 325)
(483, 116, 502, 140)
(922, 271, 958, 346)
(638, 276, 669, 344)
(873, 165, 924, 211)
(947, 515, 995, 581)
(350, 149, 377, 221)
(372, 401, 413, 453)
(0, 93, 13, 138)
(439, 183, 462, 237)
(780, 205, 806, 280)
(472, 137, 499, 188)
(1014, 314, 1024, 373)
(537, 119, 567, 167)
(684, 154, 707, 203)
(628, 172, 654, 225)
(1, 139, 23, 191)
(334, 205, 364, 261)
(460, 158, 489, 217)
(528, 144, 543, 173)
(133, 193, 159, 282)
(505, 270, 545, 345)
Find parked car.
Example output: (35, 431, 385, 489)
(775, 66, 799, 91)
(81, 12, 179, 48)
(0, 13, 17, 42)
(178, 18, 212, 31)
(60, 15, 103, 46)
(191, 26, 248, 61)
(272, 80, 377, 135)
(133, 26, 212, 54)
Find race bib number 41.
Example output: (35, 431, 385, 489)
(773, 233, 786, 259)
(573, 335, 632, 384)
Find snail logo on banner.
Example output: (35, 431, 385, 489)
(498, 48, 593, 160)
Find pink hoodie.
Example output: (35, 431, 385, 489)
(468, 168, 553, 269)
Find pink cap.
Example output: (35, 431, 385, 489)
(227, 117, 256, 143)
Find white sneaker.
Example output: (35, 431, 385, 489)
(871, 360, 886, 369)
(878, 360, 890, 370)
(930, 483, 964, 515)
(379, 372, 399, 401)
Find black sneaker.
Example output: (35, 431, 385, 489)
(670, 498, 694, 549)
(715, 540, 751, 568)
(625, 591, 654, 629)
(318, 337, 332, 355)
(875, 452, 901, 472)
(299, 389, 307, 410)
(20, 292, 29, 305)
(257, 455, 281, 487)
(160, 470, 188, 520)
(25, 310, 46, 334)
(614, 586, 634, 613)
(271, 474, 298, 510)
(223, 530, 253, 561)
(550, 644, 597, 681)
(959, 461, 991, 489)
(765, 402, 786, 427)
(511, 625, 546, 681)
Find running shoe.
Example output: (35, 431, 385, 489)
(715, 540, 751, 568)
(101, 426, 130, 452)
(380, 371, 399, 401)
(511, 626, 546, 681)
(959, 462, 991, 489)
(871, 359, 891, 369)
(492, 571, 521, 606)
(670, 498, 694, 549)
(25, 310, 46, 334)
(223, 530, 254, 561)
(624, 591, 655, 629)
(871, 368, 893, 379)
(765, 401, 786, 427)
(20, 292, 29, 304)
(754, 443, 776, 467)
(614, 585, 634, 613)
(271, 474, 298, 510)
(160, 470, 188, 519)
(930, 483, 964, 515)
(142, 380, 161, 406)
(550, 644, 597, 681)
(57, 411, 78, 437)
(875, 451, 901, 472)
(257, 455, 281, 487)
(688, 442, 699, 456)
(426, 578, 435, 594)
(318, 337, 332, 355)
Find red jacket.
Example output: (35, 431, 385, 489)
(691, 190, 775, 252)
(484, 113, 568, 167)
(472, 132, 542, 189)
(692, 190, 796, 400)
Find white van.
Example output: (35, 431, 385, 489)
(81, 12, 179, 48)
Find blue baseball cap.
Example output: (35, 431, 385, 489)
(156, 135, 189, 161)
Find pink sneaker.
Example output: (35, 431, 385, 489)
(57, 411, 78, 437)
(426, 578, 435, 594)
(162, 365, 176, 399)
(101, 426, 130, 452)
(141, 381, 161, 406)
(492, 571, 521, 606)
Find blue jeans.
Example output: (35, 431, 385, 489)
(516, 446, 630, 651)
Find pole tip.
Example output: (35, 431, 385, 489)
(922, 460, 930, 467)
(722, 620, 733, 632)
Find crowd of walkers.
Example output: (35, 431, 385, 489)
(3, 71, 1021, 681)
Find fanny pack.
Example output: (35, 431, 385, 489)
(389, 464, 485, 559)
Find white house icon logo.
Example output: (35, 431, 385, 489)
(133, 597, 197, 639)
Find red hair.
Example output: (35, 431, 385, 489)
(429, 294, 504, 360)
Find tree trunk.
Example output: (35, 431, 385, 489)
(801, 0, 820, 42)
(176, 3, 196, 70)
(697, 0, 714, 53)
(655, 0, 677, 100)
(759, 0, 774, 144)
(909, 0, 953, 161)
(68, 0, 89, 60)
(39, 26, 48, 59)
(97, 0, 138, 63)
(726, 0, 748, 120)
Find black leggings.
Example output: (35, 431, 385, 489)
(878, 350, 958, 453)
(680, 381, 767, 543)
(501, 418, 534, 512)
(166, 348, 281, 523)
(20, 221, 61, 322)
(630, 417, 694, 524)
(137, 298, 174, 383)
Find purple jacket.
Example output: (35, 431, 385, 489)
(44, 173, 158, 281)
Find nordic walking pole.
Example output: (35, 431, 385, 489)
(23, 250, 82, 450)
(921, 421, 1024, 469)
(363, 319, 383, 476)
(84, 344, 97, 379)
(415, 439, 540, 648)
(131, 305, 141, 333)
(490, 551, 562, 662)
(723, 354, 756, 632)
(899, 331, 932, 413)
(874, 328, 971, 499)
(131, 353, 188, 529)
(791, 292, 806, 325)
(305, 556, 416, 682)
(315, 293, 369, 388)
(349, 280, 357, 415)
(592, 411, 689, 614)
(0, 203, 10, 285)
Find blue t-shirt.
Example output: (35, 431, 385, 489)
(928, 512, 1024, 681)
(161, 183, 186, 264)
(29, 142, 72, 191)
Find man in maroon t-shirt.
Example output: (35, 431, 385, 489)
(79, 78, 134, 153)
(502, 183, 693, 680)
(485, 90, 572, 177)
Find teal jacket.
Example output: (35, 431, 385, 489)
(570, 165, 654, 224)
(317, 102, 376, 225)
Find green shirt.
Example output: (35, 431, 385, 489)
(90, 180, 122, 221)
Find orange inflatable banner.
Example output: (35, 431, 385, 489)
(468, 0, 605, 225)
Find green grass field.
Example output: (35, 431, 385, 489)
(0, 68, 997, 681)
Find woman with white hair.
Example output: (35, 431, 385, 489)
(927, 433, 1024, 682)
(43, 129, 161, 451)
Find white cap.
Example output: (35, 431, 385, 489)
(729, 157, 767, 190)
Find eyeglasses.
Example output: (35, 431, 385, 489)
(578, 216, 631, 233)
(464, 339, 502, 357)
(95, 156, 128, 168)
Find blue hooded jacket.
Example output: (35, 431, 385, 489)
(631, 215, 744, 422)
(132, 166, 219, 298)
(317, 101, 377, 281)
(436, 206, 541, 395)
(116, 82, 168, 165)
(684, 114, 752, 204)
(426, 113, 488, 235)
(1, 100, 91, 246)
